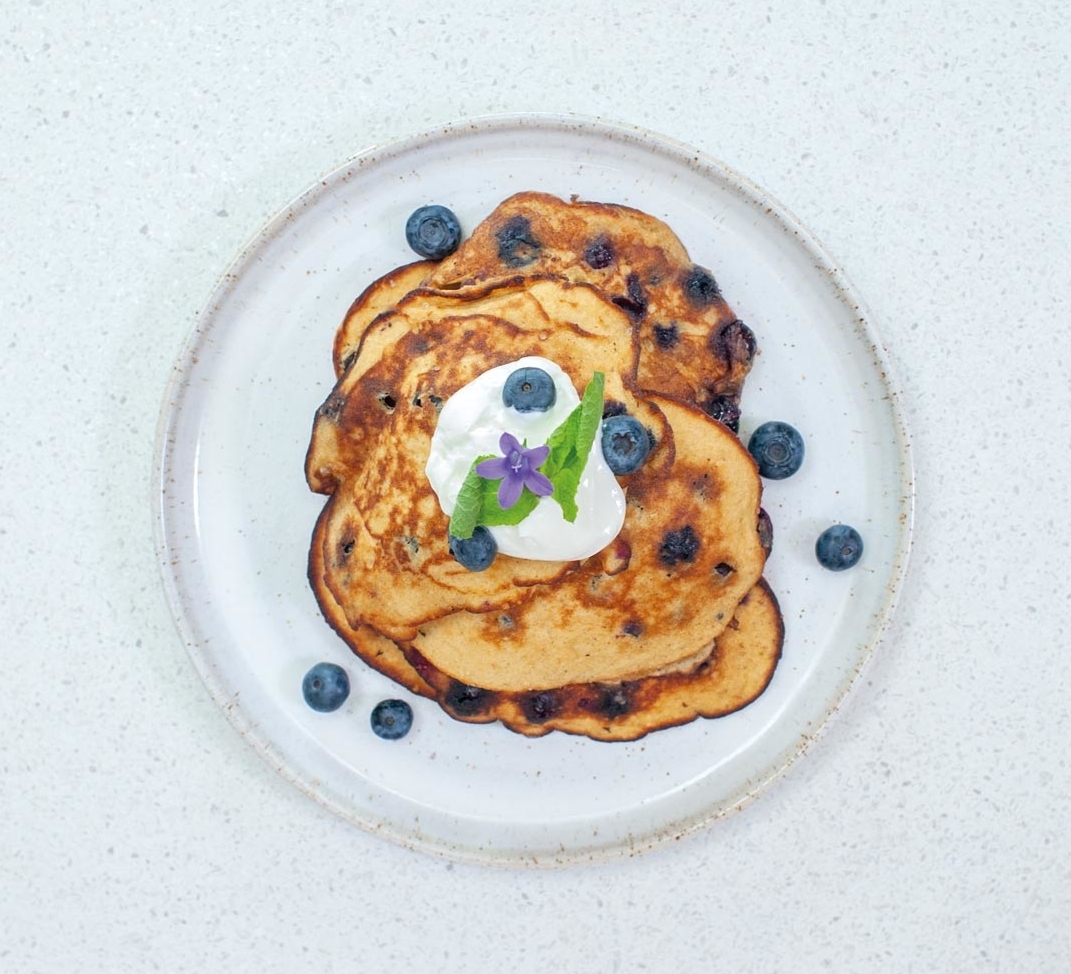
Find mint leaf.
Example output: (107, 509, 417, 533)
(478, 482, 540, 526)
(575, 371, 604, 465)
(544, 371, 604, 523)
(449, 458, 489, 539)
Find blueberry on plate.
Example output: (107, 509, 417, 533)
(370, 699, 413, 740)
(502, 366, 556, 412)
(747, 421, 805, 480)
(404, 204, 462, 260)
(601, 414, 651, 475)
(301, 662, 350, 712)
(448, 525, 498, 571)
(815, 524, 864, 571)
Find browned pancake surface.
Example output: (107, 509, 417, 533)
(427, 192, 756, 422)
(308, 279, 670, 641)
(310, 508, 782, 741)
(407, 395, 766, 690)
(304, 193, 783, 740)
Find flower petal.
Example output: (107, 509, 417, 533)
(498, 473, 524, 509)
(525, 470, 554, 497)
(499, 431, 523, 455)
(475, 456, 510, 480)
(526, 444, 550, 467)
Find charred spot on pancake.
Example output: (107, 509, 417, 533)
(339, 537, 355, 559)
(317, 392, 346, 422)
(522, 690, 562, 723)
(427, 394, 444, 413)
(583, 235, 615, 269)
(611, 272, 647, 319)
(339, 351, 358, 373)
(714, 318, 757, 368)
(652, 321, 680, 349)
(683, 265, 721, 306)
(757, 508, 774, 554)
(622, 620, 643, 637)
(498, 613, 514, 630)
(376, 392, 397, 412)
(701, 394, 741, 433)
(445, 681, 493, 717)
(597, 684, 634, 718)
(714, 562, 734, 577)
(659, 525, 700, 567)
(602, 399, 627, 418)
(496, 216, 541, 267)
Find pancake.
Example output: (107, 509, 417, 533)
(304, 192, 783, 740)
(426, 192, 756, 425)
(333, 259, 435, 377)
(406, 394, 767, 690)
(309, 509, 782, 741)
(307, 278, 671, 641)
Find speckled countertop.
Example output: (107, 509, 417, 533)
(3, 1, 1069, 970)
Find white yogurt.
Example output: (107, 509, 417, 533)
(425, 356, 627, 561)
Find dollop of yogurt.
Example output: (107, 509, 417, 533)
(425, 356, 627, 561)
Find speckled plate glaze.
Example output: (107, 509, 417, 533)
(153, 113, 914, 866)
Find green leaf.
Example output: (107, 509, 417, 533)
(448, 458, 488, 540)
(478, 482, 540, 526)
(544, 371, 604, 522)
(575, 371, 605, 461)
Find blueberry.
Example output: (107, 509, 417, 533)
(747, 421, 805, 480)
(405, 204, 461, 259)
(370, 698, 413, 740)
(502, 366, 556, 413)
(683, 265, 721, 306)
(445, 681, 492, 717)
(652, 321, 679, 349)
(659, 525, 700, 567)
(301, 662, 350, 713)
(448, 525, 497, 571)
(702, 394, 741, 432)
(815, 524, 864, 571)
(714, 318, 757, 368)
(521, 690, 562, 723)
(583, 236, 615, 269)
(601, 415, 651, 475)
(495, 215, 541, 267)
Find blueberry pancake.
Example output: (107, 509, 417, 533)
(426, 192, 756, 426)
(304, 193, 783, 740)
(308, 511, 782, 741)
(406, 395, 767, 690)
(307, 278, 668, 640)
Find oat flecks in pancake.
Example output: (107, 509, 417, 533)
(308, 279, 667, 641)
(406, 395, 765, 690)
(310, 506, 782, 742)
(303, 192, 782, 741)
(427, 191, 756, 420)
(405, 580, 784, 741)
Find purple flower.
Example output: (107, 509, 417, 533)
(476, 432, 554, 509)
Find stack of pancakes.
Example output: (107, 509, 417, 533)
(305, 192, 783, 741)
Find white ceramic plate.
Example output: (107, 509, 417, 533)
(154, 114, 913, 866)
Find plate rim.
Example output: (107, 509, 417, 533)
(152, 111, 916, 867)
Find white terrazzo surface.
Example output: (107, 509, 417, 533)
(2, 0, 1069, 970)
